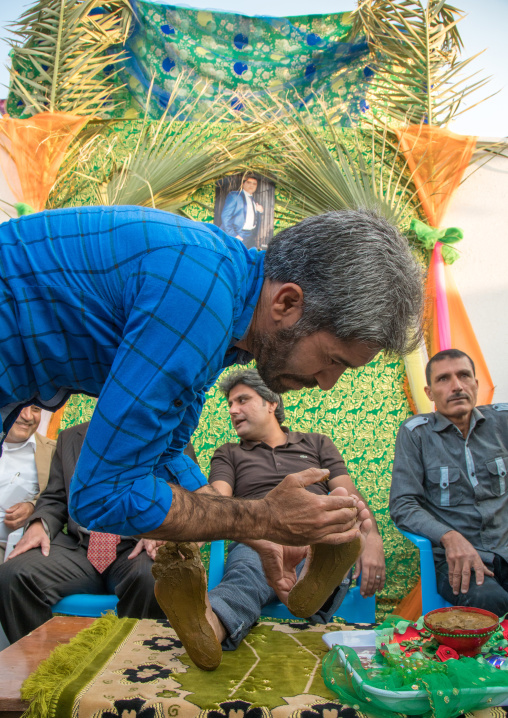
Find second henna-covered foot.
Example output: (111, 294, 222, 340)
(287, 537, 363, 618)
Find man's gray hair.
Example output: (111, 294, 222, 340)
(219, 369, 285, 424)
(264, 209, 424, 354)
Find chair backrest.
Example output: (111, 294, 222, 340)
(396, 527, 452, 614)
(208, 540, 376, 623)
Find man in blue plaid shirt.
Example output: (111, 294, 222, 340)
(0, 205, 422, 598)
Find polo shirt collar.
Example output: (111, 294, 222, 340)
(432, 407, 485, 433)
(240, 427, 304, 451)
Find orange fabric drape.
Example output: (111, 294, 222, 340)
(445, 263, 494, 404)
(0, 112, 89, 212)
(423, 244, 494, 404)
(46, 405, 66, 440)
(393, 580, 422, 621)
(395, 125, 477, 228)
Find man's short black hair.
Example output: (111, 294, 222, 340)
(425, 349, 476, 385)
(219, 369, 285, 424)
(242, 172, 260, 184)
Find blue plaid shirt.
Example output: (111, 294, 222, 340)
(0, 206, 264, 534)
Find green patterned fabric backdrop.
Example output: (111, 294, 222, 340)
(120, 0, 372, 120)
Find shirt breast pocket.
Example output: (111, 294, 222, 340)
(485, 456, 508, 496)
(426, 467, 463, 507)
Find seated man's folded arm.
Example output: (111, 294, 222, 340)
(321, 435, 384, 595)
(389, 424, 454, 545)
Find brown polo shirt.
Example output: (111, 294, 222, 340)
(209, 429, 348, 499)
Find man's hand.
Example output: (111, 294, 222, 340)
(255, 203, 264, 213)
(441, 530, 494, 595)
(7, 519, 50, 560)
(352, 532, 385, 597)
(128, 538, 165, 561)
(4, 501, 35, 530)
(250, 540, 308, 604)
(262, 469, 368, 546)
(147, 468, 367, 546)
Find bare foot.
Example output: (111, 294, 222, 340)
(287, 537, 363, 618)
(152, 541, 224, 671)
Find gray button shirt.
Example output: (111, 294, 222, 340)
(389, 404, 508, 563)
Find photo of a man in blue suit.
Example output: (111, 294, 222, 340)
(219, 175, 264, 249)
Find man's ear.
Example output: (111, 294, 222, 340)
(424, 385, 433, 401)
(270, 283, 304, 327)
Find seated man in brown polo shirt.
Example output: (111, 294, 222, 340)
(155, 369, 384, 668)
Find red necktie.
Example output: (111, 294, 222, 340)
(87, 531, 121, 573)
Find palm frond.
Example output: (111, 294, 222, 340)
(242, 93, 422, 229)
(8, 0, 132, 116)
(350, 0, 491, 128)
(52, 76, 272, 213)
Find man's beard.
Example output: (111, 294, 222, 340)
(249, 327, 318, 394)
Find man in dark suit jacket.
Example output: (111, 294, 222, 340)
(0, 422, 196, 643)
(219, 175, 264, 248)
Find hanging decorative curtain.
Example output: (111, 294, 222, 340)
(396, 125, 494, 409)
(0, 112, 89, 212)
(120, 0, 371, 120)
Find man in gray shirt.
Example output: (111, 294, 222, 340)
(390, 348, 508, 615)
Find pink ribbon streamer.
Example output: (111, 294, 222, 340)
(433, 242, 451, 350)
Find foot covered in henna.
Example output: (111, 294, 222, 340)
(287, 537, 363, 618)
(152, 541, 223, 671)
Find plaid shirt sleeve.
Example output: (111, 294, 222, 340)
(68, 244, 238, 536)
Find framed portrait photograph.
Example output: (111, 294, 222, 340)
(214, 172, 275, 250)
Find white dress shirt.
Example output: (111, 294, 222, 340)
(242, 190, 257, 230)
(0, 435, 38, 545)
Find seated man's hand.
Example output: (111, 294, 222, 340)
(7, 519, 50, 560)
(352, 532, 385, 597)
(4, 501, 35, 530)
(248, 540, 308, 605)
(128, 538, 165, 561)
(441, 530, 495, 595)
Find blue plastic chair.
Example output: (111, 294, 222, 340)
(52, 594, 119, 617)
(208, 540, 376, 623)
(396, 527, 452, 615)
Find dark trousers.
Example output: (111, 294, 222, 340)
(0, 539, 165, 643)
(237, 228, 257, 249)
(436, 554, 508, 617)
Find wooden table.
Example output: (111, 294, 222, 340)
(0, 616, 95, 718)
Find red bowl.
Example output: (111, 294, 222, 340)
(424, 607, 499, 657)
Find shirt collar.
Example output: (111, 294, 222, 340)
(431, 407, 485, 433)
(239, 427, 303, 451)
(4, 433, 37, 452)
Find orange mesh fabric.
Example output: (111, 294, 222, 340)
(395, 125, 477, 228)
(0, 112, 88, 212)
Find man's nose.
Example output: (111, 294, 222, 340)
(229, 403, 240, 415)
(315, 365, 346, 391)
(18, 406, 34, 422)
(450, 375, 463, 391)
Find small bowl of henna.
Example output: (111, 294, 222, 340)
(424, 606, 499, 657)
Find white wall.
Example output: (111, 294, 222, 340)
(442, 146, 508, 402)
